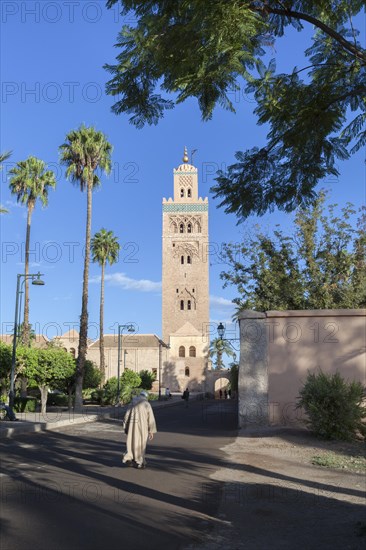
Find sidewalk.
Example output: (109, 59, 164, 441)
(0, 394, 187, 438)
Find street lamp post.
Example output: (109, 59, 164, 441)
(158, 339, 170, 400)
(9, 272, 45, 408)
(117, 324, 135, 404)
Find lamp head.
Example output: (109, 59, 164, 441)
(217, 322, 225, 339)
(32, 272, 45, 286)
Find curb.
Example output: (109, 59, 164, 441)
(1, 395, 202, 439)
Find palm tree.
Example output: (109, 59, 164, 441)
(0, 150, 12, 213)
(209, 337, 235, 369)
(0, 151, 11, 164)
(59, 125, 112, 410)
(9, 156, 56, 345)
(91, 228, 120, 382)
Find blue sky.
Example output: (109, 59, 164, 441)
(0, 2, 365, 348)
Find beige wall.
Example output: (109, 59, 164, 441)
(238, 310, 366, 426)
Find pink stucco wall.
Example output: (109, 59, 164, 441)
(267, 310, 365, 424)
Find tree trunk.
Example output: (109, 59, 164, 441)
(68, 387, 73, 411)
(99, 261, 105, 382)
(75, 179, 93, 411)
(20, 376, 28, 398)
(40, 385, 48, 416)
(23, 203, 34, 347)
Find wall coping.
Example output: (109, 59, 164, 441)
(238, 309, 365, 320)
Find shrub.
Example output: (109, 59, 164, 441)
(83, 360, 103, 389)
(13, 396, 37, 412)
(139, 369, 156, 390)
(102, 371, 143, 405)
(91, 388, 105, 405)
(297, 370, 366, 441)
(47, 393, 68, 407)
(103, 377, 118, 405)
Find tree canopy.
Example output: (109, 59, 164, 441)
(220, 192, 366, 313)
(105, 1, 365, 220)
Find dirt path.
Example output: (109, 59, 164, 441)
(186, 427, 366, 550)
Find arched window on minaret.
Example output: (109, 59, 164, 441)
(187, 256, 191, 264)
(187, 223, 192, 233)
(180, 188, 184, 197)
(179, 223, 184, 233)
(187, 300, 191, 310)
(179, 346, 185, 357)
(189, 346, 196, 357)
(185, 367, 190, 377)
(180, 300, 184, 310)
(181, 255, 184, 264)
(187, 188, 192, 198)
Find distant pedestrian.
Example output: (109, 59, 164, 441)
(219, 389, 223, 399)
(228, 389, 232, 399)
(165, 387, 171, 399)
(224, 389, 228, 399)
(183, 388, 190, 408)
(122, 390, 157, 469)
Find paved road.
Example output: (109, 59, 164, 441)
(1, 399, 238, 550)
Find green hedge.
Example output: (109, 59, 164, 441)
(13, 396, 38, 412)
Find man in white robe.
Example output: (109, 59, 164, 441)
(122, 391, 157, 469)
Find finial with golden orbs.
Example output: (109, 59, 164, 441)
(183, 146, 189, 163)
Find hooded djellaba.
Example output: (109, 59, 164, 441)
(122, 391, 157, 469)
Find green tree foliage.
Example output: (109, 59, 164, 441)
(229, 361, 239, 394)
(220, 193, 366, 312)
(139, 369, 156, 390)
(59, 125, 113, 411)
(91, 228, 120, 381)
(0, 342, 12, 396)
(23, 348, 76, 414)
(9, 157, 56, 345)
(0, 151, 11, 213)
(83, 360, 103, 389)
(209, 337, 235, 369)
(297, 370, 366, 440)
(105, 1, 365, 219)
(102, 370, 142, 404)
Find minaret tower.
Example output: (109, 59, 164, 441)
(162, 148, 209, 389)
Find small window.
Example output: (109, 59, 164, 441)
(192, 288, 195, 293)
(187, 256, 191, 264)
(187, 300, 191, 310)
(181, 255, 184, 264)
(189, 346, 196, 357)
(180, 188, 184, 197)
(152, 368, 157, 377)
(187, 188, 192, 198)
(185, 367, 190, 377)
(180, 300, 184, 310)
(176, 289, 179, 293)
(179, 223, 184, 233)
(173, 243, 175, 247)
(70, 348, 76, 358)
(179, 346, 185, 357)
(187, 223, 192, 233)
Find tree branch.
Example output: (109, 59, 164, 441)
(251, 3, 366, 63)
